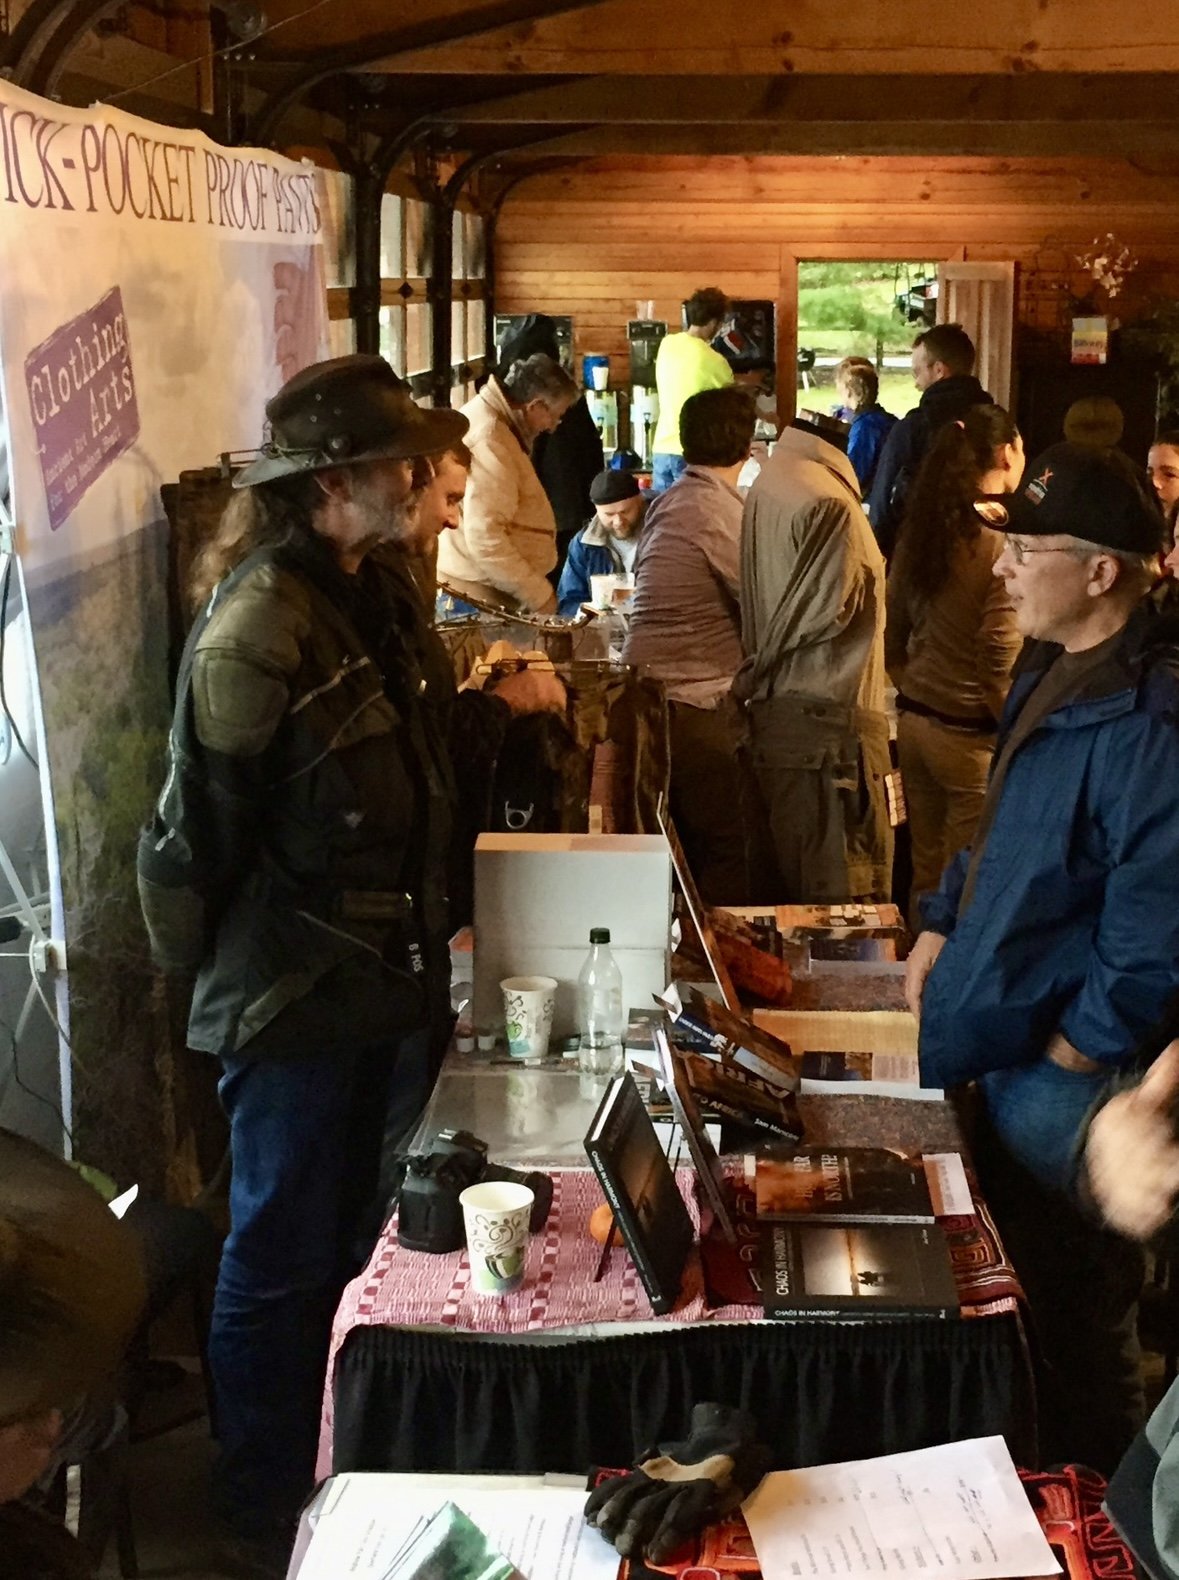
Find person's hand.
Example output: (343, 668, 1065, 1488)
(491, 666, 567, 715)
(904, 930, 947, 1022)
(1085, 1041, 1179, 1240)
(585, 1403, 770, 1564)
(1045, 1030, 1103, 1075)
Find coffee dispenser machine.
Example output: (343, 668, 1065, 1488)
(627, 320, 665, 466)
(630, 387, 659, 466)
(583, 355, 618, 453)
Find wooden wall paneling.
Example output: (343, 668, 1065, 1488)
(493, 155, 1179, 382)
(776, 250, 798, 428)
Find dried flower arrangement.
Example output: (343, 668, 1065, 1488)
(1076, 234, 1137, 303)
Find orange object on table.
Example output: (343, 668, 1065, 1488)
(588, 1201, 624, 1246)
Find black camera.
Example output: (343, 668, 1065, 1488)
(396, 1128, 554, 1254)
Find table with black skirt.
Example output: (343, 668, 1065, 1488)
(318, 1053, 1036, 1480)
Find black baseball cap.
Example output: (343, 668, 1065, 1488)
(234, 354, 469, 488)
(982, 441, 1164, 554)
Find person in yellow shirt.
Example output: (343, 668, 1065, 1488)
(652, 287, 733, 491)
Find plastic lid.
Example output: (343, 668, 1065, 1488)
(589, 927, 611, 944)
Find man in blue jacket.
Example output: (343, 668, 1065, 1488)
(866, 323, 990, 558)
(906, 442, 1176, 1474)
(556, 470, 647, 616)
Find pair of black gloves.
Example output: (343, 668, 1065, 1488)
(584, 1403, 771, 1564)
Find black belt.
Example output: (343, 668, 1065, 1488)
(896, 693, 996, 735)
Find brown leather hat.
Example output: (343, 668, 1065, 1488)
(233, 354, 469, 488)
(0, 1129, 146, 1423)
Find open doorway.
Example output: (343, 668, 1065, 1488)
(796, 260, 940, 420)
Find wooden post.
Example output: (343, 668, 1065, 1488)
(484, 208, 500, 367)
(777, 248, 798, 428)
(431, 189, 456, 407)
(353, 166, 383, 357)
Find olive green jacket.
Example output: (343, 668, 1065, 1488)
(138, 530, 472, 1058)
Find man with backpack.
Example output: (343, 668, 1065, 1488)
(867, 323, 992, 558)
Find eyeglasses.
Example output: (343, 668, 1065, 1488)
(1003, 536, 1082, 566)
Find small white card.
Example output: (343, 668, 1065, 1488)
(923, 1152, 973, 1217)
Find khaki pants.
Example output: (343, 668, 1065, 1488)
(897, 711, 995, 927)
(746, 693, 893, 904)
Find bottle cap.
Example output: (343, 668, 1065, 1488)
(589, 927, 611, 944)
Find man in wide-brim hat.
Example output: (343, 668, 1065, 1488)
(137, 354, 560, 1572)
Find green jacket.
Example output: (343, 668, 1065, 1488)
(138, 529, 471, 1058)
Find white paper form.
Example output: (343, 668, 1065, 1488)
(741, 1436, 1061, 1579)
(294, 1474, 619, 1580)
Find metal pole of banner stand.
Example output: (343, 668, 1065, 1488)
(0, 498, 71, 1147)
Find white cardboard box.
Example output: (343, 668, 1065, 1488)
(473, 833, 672, 1039)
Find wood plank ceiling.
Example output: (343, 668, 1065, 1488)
(16, 0, 1179, 173)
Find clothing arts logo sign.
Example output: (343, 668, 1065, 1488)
(25, 288, 139, 531)
(0, 94, 323, 536)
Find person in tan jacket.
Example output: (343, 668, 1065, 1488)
(886, 403, 1024, 924)
(437, 353, 577, 615)
(737, 422, 891, 903)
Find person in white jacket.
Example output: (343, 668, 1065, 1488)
(437, 353, 578, 615)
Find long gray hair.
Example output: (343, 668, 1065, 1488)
(189, 473, 319, 611)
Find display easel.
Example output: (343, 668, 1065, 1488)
(0, 500, 67, 1138)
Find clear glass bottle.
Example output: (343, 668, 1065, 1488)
(577, 926, 624, 1077)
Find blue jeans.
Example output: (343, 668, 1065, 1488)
(651, 452, 688, 492)
(208, 1028, 431, 1536)
(980, 1059, 1109, 1191)
(970, 1079, 1144, 1471)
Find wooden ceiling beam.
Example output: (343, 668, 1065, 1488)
(449, 73, 1179, 126)
(247, 0, 609, 146)
(311, 0, 1179, 76)
(473, 120, 1179, 161)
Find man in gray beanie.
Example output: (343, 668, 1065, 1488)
(907, 441, 1178, 1475)
(556, 469, 648, 616)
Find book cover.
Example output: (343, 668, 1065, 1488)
(759, 1220, 959, 1319)
(657, 807, 742, 1013)
(755, 1147, 934, 1224)
(584, 1073, 696, 1316)
(650, 1032, 739, 1246)
(677, 1051, 804, 1142)
(681, 986, 799, 1087)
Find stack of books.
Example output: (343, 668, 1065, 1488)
(754, 1147, 958, 1320)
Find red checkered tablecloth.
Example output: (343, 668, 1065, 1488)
(316, 1166, 1022, 1477)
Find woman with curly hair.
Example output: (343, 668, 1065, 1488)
(886, 403, 1024, 924)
